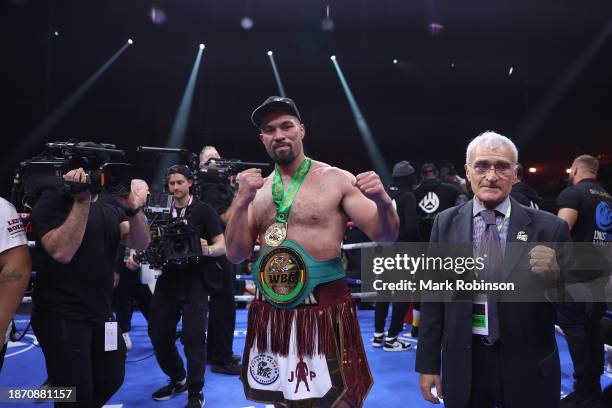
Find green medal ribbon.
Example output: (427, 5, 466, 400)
(272, 157, 312, 224)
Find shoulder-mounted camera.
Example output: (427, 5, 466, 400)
(11, 141, 132, 209)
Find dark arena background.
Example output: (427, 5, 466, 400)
(1, 0, 612, 407)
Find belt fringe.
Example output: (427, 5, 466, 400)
(245, 291, 358, 358)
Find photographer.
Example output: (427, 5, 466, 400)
(30, 168, 150, 407)
(0, 197, 31, 372)
(198, 145, 241, 375)
(149, 165, 225, 408)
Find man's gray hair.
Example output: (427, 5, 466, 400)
(465, 131, 518, 164)
(200, 145, 217, 157)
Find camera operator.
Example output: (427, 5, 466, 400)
(199, 146, 236, 225)
(197, 145, 241, 375)
(30, 168, 150, 408)
(149, 165, 225, 408)
(0, 197, 31, 373)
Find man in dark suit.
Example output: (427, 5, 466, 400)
(416, 131, 572, 408)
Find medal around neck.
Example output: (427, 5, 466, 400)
(264, 222, 287, 247)
(266, 157, 312, 247)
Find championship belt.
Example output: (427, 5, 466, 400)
(253, 240, 346, 309)
(257, 246, 308, 306)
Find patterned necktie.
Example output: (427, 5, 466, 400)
(479, 209, 502, 344)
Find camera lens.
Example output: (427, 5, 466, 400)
(172, 238, 187, 254)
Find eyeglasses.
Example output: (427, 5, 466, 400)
(468, 160, 515, 177)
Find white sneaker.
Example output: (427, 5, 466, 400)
(122, 332, 132, 351)
(371, 333, 384, 348)
(383, 336, 412, 352)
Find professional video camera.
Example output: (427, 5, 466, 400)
(136, 146, 269, 196)
(134, 192, 203, 269)
(11, 141, 132, 209)
(198, 157, 270, 184)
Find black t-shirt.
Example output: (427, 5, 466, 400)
(162, 198, 223, 274)
(31, 189, 126, 322)
(557, 179, 612, 243)
(414, 178, 461, 241)
(199, 183, 234, 217)
(511, 181, 543, 210)
(389, 185, 420, 242)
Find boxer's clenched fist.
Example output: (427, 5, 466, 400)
(235, 168, 265, 207)
(355, 171, 392, 207)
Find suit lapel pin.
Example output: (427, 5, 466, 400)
(516, 231, 528, 241)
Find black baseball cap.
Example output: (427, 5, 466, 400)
(165, 164, 193, 181)
(251, 96, 302, 128)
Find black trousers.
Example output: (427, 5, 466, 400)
(148, 270, 208, 393)
(206, 258, 236, 365)
(30, 313, 126, 408)
(113, 267, 152, 332)
(467, 338, 504, 408)
(558, 302, 606, 395)
(374, 302, 409, 337)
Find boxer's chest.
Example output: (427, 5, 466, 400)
(255, 178, 343, 231)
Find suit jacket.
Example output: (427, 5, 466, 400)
(415, 197, 571, 408)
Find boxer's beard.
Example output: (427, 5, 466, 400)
(271, 146, 296, 165)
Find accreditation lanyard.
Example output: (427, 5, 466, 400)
(472, 202, 511, 335)
(172, 195, 193, 218)
(271, 157, 312, 224)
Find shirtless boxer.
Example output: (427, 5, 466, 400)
(225, 96, 399, 407)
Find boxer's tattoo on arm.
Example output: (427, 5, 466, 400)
(0, 270, 23, 284)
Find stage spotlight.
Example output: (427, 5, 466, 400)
(321, 18, 334, 31)
(267, 50, 286, 96)
(12, 40, 132, 167)
(153, 45, 207, 186)
(393, 59, 398, 64)
(429, 22, 444, 35)
(331, 56, 390, 185)
(566, 168, 571, 174)
(322, 4, 334, 31)
(127, 39, 133, 45)
(450, 62, 455, 68)
(241, 16, 254, 30)
(150, 7, 167, 25)
(529, 167, 537, 173)
(509, 66, 514, 76)
(53, 31, 59, 37)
